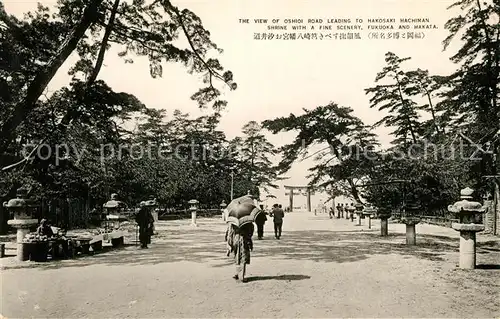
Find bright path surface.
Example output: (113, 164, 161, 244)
(1, 212, 499, 318)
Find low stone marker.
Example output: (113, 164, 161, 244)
(448, 187, 486, 269)
(400, 202, 421, 245)
(362, 207, 377, 229)
(188, 199, 199, 227)
(401, 216, 421, 245)
(354, 202, 364, 226)
(379, 212, 391, 237)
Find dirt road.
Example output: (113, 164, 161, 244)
(1, 212, 499, 318)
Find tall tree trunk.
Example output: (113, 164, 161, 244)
(0, 0, 104, 156)
(327, 139, 362, 203)
(86, 0, 120, 87)
(395, 74, 417, 144)
(474, 0, 499, 177)
(422, 87, 441, 135)
(61, 0, 121, 128)
(476, 0, 499, 123)
(7, 0, 120, 166)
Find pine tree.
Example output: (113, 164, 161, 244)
(365, 52, 421, 147)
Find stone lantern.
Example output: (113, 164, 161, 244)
(220, 200, 227, 221)
(188, 199, 199, 227)
(4, 187, 39, 261)
(103, 193, 127, 229)
(401, 202, 421, 245)
(448, 187, 486, 269)
(102, 193, 128, 247)
(362, 206, 377, 229)
(378, 204, 392, 237)
(354, 201, 364, 226)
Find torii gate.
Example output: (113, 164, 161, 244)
(284, 185, 315, 212)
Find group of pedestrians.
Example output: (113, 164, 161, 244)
(319, 203, 353, 219)
(255, 203, 285, 240)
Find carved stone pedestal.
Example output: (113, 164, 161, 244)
(4, 188, 39, 262)
(362, 207, 376, 229)
(448, 187, 486, 269)
(188, 199, 199, 227)
(401, 217, 420, 245)
(452, 223, 484, 269)
(8, 219, 38, 261)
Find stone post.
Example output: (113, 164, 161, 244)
(363, 207, 376, 229)
(403, 218, 420, 245)
(401, 203, 421, 245)
(354, 202, 363, 226)
(220, 200, 227, 221)
(188, 199, 199, 227)
(379, 212, 391, 237)
(4, 188, 39, 261)
(448, 187, 486, 269)
(306, 189, 312, 212)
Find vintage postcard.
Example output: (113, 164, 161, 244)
(0, 0, 499, 318)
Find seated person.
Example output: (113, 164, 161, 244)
(37, 220, 73, 257)
(36, 219, 54, 238)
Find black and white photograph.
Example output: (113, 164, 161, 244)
(0, 0, 499, 317)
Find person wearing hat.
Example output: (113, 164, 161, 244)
(135, 202, 155, 248)
(270, 203, 285, 239)
(255, 205, 268, 239)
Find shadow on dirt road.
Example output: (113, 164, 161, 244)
(5, 224, 497, 271)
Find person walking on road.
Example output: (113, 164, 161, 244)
(340, 203, 346, 219)
(135, 206, 155, 249)
(225, 222, 254, 282)
(270, 204, 285, 239)
(255, 205, 268, 239)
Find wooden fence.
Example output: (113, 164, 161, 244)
(391, 207, 465, 228)
(158, 208, 222, 220)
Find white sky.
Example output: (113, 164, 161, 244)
(4, 0, 462, 207)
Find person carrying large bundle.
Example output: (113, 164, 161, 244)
(225, 222, 254, 282)
(224, 194, 262, 282)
